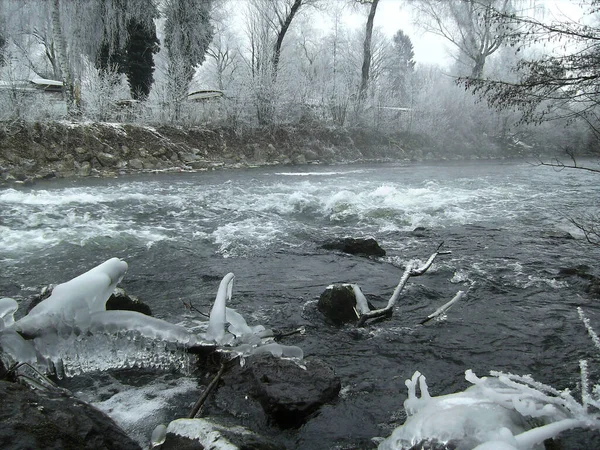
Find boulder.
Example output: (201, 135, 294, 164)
(218, 354, 341, 429)
(318, 284, 360, 325)
(106, 287, 152, 316)
(0, 380, 142, 450)
(160, 418, 282, 450)
(128, 158, 144, 170)
(321, 237, 386, 257)
(95, 152, 117, 167)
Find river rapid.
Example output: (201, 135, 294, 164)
(1, 160, 600, 449)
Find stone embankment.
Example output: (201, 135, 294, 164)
(0, 121, 538, 185)
(0, 121, 407, 185)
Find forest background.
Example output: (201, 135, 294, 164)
(0, 0, 598, 161)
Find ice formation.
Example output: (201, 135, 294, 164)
(17, 258, 129, 337)
(378, 369, 600, 450)
(0, 258, 303, 378)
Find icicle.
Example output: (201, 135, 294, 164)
(205, 273, 235, 344)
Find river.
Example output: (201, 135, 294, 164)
(1, 160, 600, 449)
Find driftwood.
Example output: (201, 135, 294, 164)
(420, 290, 466, 325)
(356, 242, 451, 327)
(189, 361, 227, 419)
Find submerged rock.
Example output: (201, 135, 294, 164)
(321, 237, 386, 257)
(0, 380, 141, 450)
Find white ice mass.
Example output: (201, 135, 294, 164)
(378, 369, 600, 450)
(0, 258, 303, 377)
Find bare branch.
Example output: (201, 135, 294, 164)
(356, 244, 450, 327)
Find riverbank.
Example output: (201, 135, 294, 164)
(0, 121, 541, 186)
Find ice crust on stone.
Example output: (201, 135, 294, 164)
(1, 258, 303, 377)
(166, 418, 240, 450)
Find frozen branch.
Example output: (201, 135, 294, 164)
(356, 243, 450, 327)
(420, 290, 466, 325)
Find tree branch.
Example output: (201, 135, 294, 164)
(356, 243, 451, 327)
(189, 361, 227, 419)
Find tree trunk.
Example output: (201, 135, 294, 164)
(471, 54, 485, 79)
(51, 0, 77, 117)
(359, 0, 379, 100)
(271, 0, 303, 81)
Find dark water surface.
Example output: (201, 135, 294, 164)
(2, 160, 600, 449)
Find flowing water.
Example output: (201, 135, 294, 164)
(1, 160, 600, 449)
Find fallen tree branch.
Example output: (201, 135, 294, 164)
(420, 290, 466, 325)
(356, 243, 451, 327)
(181, 299, 210, 318)
(189, 361, 227, 419)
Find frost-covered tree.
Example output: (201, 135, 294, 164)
(50, 0, 78, 115)
(243, 0, 314, 124)
(389, 29, 415, 98)
(206, 0, 240, 91)
(410, 0, 515, 78)
(461, 0, 600, 133)
(90, 1, 159, 100)
(163, 0, 214, 116)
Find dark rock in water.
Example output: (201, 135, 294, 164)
(321, 237, 386, 257)
(318, 284, 360, 325)
(412, 226, 432, 237)
(26, 285, 152, 316)
(220, 354, 341, 429)
(106, 287, 152, 316)
(541, 230, 574, 240)
(160, 418, 282, 450)
(0, 380, 141, 450)
(557, 265, 600, 298)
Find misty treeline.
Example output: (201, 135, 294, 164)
(0, 0, 598, 156)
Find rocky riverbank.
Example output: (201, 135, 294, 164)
(0, 121, 538, 186)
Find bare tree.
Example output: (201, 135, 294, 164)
(206, 5, 240, 91)
(411, 0, 514, 78)
(51, 0, 78, 116)
(357, 0, 380, 100)
(243, 0, 313, 125)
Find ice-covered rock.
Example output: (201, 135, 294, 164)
(161, 418, 282, 450)
(1, 258, 303, 378)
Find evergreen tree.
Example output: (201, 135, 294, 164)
(390, 29, 415, 98)
(124, 18, 159, 100)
